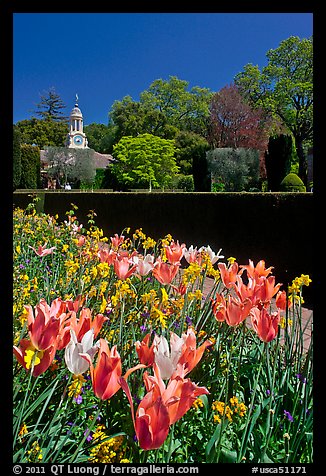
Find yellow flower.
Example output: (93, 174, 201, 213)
(19, 423, 28, 438)
(24, 346, 44, 370)
(68, 374, 86, 398)
(99, 296, 107, 314)
(143, 237, 156, 249)
(227, 256, 237, 264)
(62, 244, 69, 253)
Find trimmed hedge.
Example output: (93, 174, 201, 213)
(280, 173, 306, 192)
(13, 191, 313, 307)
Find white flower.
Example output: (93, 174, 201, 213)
(132, 254, 155, 276)
(184, 245, 199, 264)
(199, 245, 224, 264)
(64, 329, 99, 375)
(153, 333, 184, 380)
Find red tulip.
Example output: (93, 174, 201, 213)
(81, 339, 122, 400)
(13, 339, 56, 377)
(250, 307, 280, 343)
(120, 363, 209, 450)
(25, 298, 62, 351)
(135, 333, 156, 366)
(120, 368, 170, 450)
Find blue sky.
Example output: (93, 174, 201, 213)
(13, 12, 313, 126)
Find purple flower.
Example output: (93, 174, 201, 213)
(284, 410, 294, 422)
(140, 324, 147, 332)
(74, 395, 83, 404)
(84, 429, 93, 442)
(186, 316, 192, 325)
(296, 373, 307, 384)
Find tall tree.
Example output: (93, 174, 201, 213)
(109, 76, 213, 141)
(235, 36, 313, 186)
(33, 87, 68, 122)
(16, 118, 67, 148)
(111, 133, 179, 190)
(208, 83, 269, 152)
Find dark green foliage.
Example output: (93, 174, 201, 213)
(13, 125, 22, 190)
(16, 118, 68, 149)
(207, 148, 260, 192)
(33, 87, 68, 122)
(265, 134, 298, 191)
(19, 144, 41, 189)
(174, 174, 195, 191)
(280, 173, 306, 192)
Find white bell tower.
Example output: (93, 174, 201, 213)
(66, 94, 88, 148)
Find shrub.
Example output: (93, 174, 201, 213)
(13, 125, 22, 190)
(280, 173, 306, 192)
(19, 144, 41, 189)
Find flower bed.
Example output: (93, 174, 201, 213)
(13, 199, 313, 463)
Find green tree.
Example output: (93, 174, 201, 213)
(45, 147, 96, 188)
(207, 148, 260, 192)
(111, 134, 179, 190)
(109, 76, 213, 141)
(264, 134, 299, 191)
(33, 87, 68, 122)
(13, 125, 22, 190)
(16, 118, 67, 148)
(20, 144, 41, 189)
(84, 123, 117, 154)
(235, 36, 313, 186)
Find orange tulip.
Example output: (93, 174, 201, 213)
(113, 256, 137, 280)
(161, 364, 210, 425)
(164, 240, 185, 265)
(81, 338, 122, 400)
(225, 296, 252, 326)
(250, 307, 280, 343)
(152, 258, 180, 285)
(239, 259, 273, 280)
(218, 262, 239, 288)
(275, 290, 291, 310)
(211, 293, 227, 322)
(256, 276, 282, 304)
(174, 328, 212, 377)
(56, 307, 108, 350)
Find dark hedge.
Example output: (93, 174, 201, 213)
(13, 191, 313, 307)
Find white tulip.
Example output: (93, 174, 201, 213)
(64, 328, 99, 376)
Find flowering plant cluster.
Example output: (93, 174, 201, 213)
(13, 199, 313, 463)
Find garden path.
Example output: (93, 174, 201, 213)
(201, 276, 313, 353)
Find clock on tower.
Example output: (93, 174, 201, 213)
(66, 95, 88, 149)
